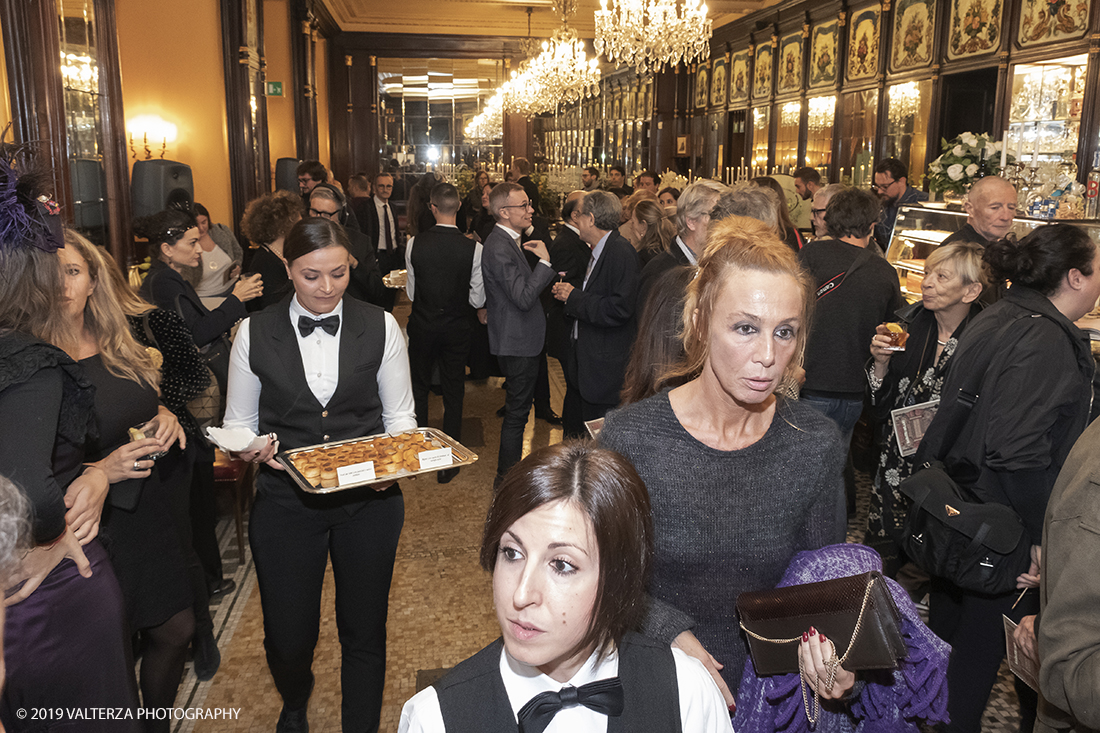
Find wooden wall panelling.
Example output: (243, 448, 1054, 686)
(326, 49, 350, 185)
(221, 0, 271, 240)
(652, 68, 677, 173)
(0, 0, 72, 219)
(93, 0, 134, 264)
(831, 7, 849, 182)
(1075, 7, 1100, 174)
(874, 1, 892, 163)
(290, 0, 319, 161)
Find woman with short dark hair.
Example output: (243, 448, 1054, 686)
(398, 441, 733, 732)
(915, 223, 1100, 733)
(241, 190, 303, 312)
(224, 217, 416, 733)
(183, 202, 244, 308)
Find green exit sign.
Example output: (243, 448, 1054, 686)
(266, 81, 283, 97)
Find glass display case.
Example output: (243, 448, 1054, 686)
(1008, 53, 1087, 167)
(885, 204, 1100, 301)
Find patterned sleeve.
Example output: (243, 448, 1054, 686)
(146, 308, 211, 410)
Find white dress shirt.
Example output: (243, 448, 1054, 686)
(398, 646, 734, 733)
(404, 224, 486, 308)
(674, 235, 699, 266)
(222, 294, 417, 434)
(496, 222, 552, 270)
(374, 196, 398, 251)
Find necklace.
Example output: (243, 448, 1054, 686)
(936, 339, 947, 346)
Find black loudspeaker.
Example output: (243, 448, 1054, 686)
(70, 159, 107, 230)
(131, 159, 194, 219)
(275, 158, 300, 192)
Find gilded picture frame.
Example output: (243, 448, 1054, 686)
(711, 57, 728, 108)
(847, 6, 880, 81)
(1018, 0, 1090, 46)
(778, 31, 803, 92)
(753, 41, 774, 100)
(891, 0, 936, 70)
(809, 21, 839, 87)
(695, 63, 710, 109)
(947, 0, 1002, 58)
(730, 50, 750, 103)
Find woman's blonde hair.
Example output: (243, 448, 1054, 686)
(61, 230, 160, 389)
(924, 241, 988, 289)
(633, 199, 676, 259)
(661, 216, 814, 388)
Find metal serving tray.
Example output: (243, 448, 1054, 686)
(276, 427, 478, 494)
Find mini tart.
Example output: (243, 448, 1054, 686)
(320, 468, 338, 488)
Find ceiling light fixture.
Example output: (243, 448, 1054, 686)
(594, 0, 711, 73)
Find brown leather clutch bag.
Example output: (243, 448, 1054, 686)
(736, 570, 907, 676)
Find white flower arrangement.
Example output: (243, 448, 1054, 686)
(927, 131, 1012, 196)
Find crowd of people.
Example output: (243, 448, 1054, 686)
(1, 141, 1099, 733)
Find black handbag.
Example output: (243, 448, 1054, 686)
(737, 571, 907, 725)
(175, 293, 231, 393)
(899, 315, 1043, 596)
(897, 462, 1030, 595)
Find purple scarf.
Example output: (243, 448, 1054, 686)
(732, 544, 950, 733)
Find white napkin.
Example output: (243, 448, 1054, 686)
(205, 426, 275, 453)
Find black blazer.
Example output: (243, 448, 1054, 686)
(562, 230, 640, 405)
(639, 240, 692, 306)
(362, 197, 401, 254)
(547, 226, 590, 361)
(344, 226, 386, 307)
(245, 245, 292, 313)
(140, 259, 247, 348)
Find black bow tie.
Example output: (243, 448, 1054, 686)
(517, 677, 624, 733)
(297, 314, 340, 337)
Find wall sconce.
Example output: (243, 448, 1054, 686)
(127, 115, 178, 160)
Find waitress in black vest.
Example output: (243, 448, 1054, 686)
(398, 441, 733, 733)
(224, 217, 416, 733)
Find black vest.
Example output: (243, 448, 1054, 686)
(433, 633, 682, 732)
(248, 295, 386, 505)
(409, 226, 476, 332)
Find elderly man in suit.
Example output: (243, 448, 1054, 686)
(482, 182, 556, 483)
(551, 190, 640, 430)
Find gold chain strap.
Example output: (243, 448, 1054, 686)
(738, 576, 879, 729)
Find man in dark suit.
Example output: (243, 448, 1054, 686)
(481, 182, 556, 483)
(404, 183, 484, 483)
(511, 157, 541, 216)
(547, 191, 590, 435)
(552, 190, 640, 430)
(307, 185, 385, 307)
(639, 179, 725, 304)
(347, 173, 374, 232)
(361, 172, 401, 311)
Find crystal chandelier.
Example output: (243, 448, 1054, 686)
(780, 101, 801, 128)
(888, 82, 920, 128)
(465, 91, 504, 142)
(594, 0, 712, 73)
(807, 95, 836, 133)
(502, 0, 600, 115)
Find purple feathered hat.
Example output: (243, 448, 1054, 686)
(732, 544, 950, 733)
(0, 135, 64, 254)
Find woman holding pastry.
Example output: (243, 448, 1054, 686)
(222, 217, 416, 733)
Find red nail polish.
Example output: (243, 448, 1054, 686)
(802, 631, 809, 642)
(809, 626, 816, 635)
(820, 633, 826, 643)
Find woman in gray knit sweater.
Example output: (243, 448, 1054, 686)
(600, 216, 848, 707)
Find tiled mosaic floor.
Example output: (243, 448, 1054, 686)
(170, 301, 1025, 732)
